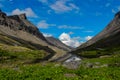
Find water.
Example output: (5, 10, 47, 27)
(62, 54, 81, 69)
(51, 53, 82, 69)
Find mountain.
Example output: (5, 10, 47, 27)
(0, 10, 47, 45)
(72, 11, 120, 57)
(0, 10, 71, 60)
(46, 37, 72, 51)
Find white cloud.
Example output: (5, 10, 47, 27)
(105, 3, 111, 7)
(112, 9, 116, 13)
(47, 10, 52, 14)
(12, 8, 37, 18)
(50, 0, 79, 13)
(112, 6, 120, 14)
(68, 31, 74, 35)
(43, 33, 53, 37)
(85, 36, 93, 41)
(39, 0, 79, 13)
(58, 25, 83, 29)
(59, 32, 81, 48)
(69, 3, 79, 10)
(83, 30, 94, 33)
(37, 20, 56, 29)
(117, 6, 120, 11)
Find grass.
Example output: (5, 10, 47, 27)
(0, 50, 119, 80)
(0, 43, 119, 80)
(0, 60, 119, 80)
(76, 47, 120, 58)
(0, 43, 47, 64)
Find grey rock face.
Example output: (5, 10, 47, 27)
(0, 10, 46, 41)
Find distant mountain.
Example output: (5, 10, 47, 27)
(72, 11, 120, 56)
(46, 37, 72, 51)
(0, 10, 71, 60)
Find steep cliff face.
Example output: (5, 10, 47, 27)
(74, 11, 120, 52)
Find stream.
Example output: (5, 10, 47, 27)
(51, 53, 82, 69)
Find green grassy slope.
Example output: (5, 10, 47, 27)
(72, 32, 120, 58)
(0, 33, 56, 64)
(0, 43, 49, 64)
(0, 33, 55, 53)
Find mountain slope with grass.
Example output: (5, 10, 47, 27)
(72, 11, 120, 58)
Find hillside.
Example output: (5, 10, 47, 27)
(72, 11, 120, 58)
(46, 37, 72, 51)
(0, 10, 71, 60)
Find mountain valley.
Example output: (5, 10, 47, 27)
(0, 10, 119, 80)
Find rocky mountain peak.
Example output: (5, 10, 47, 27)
(0, 9, 7, 18)
(0, 10, 47, 41)
(8, 13, 27, 22)
(18, 13, 27, 20)
(115, 11, 120, 18)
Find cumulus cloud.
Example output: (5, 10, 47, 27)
(59, 32, 81, 48)
(85, 36, 93, 41)
(37, 20, 56, 29)
(43, 33, 53, 37)
(58, 25, 83, 29)
(12, 8, 37, 18)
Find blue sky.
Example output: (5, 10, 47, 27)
(0, 0, 120, 47)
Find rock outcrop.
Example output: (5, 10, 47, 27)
(0, 10, 46, 41)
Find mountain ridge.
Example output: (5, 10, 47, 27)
(72, 11, 120, 56)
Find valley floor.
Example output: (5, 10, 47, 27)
(0, 52, 119, 80)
